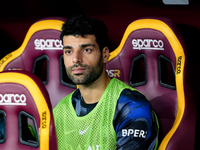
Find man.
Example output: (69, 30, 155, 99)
(53, 15, 158, 150)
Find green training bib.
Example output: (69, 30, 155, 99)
(53, 78, 136, 150)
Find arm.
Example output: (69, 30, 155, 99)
(113, 89, 158, 150)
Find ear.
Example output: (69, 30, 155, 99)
(102, 47, 110, 63)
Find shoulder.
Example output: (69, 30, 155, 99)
(111, 78, 149, 105)
(119, 88, 149, 104)
(117, 88, 151, 114)
(113, 88, 152, 130)
(113, 89, 158, 149)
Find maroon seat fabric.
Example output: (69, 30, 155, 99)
(0, 70, 58, 150)
(0, 18, 76, 108)
(106, 17, 196, 150)
(0, 16, 196, 149)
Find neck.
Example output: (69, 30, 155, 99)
(78, 71, 111, 104)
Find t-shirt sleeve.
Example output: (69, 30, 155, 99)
(113, 89, 158, 150)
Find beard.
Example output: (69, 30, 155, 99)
(66, 57, 104, 85)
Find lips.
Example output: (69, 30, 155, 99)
(72, 67, 86, 74)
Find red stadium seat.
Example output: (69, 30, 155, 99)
(0, 71, 57, 150)
(106, 17, 196, 150)
(0, 16, 197, 149)
(0, 18, 76, 108)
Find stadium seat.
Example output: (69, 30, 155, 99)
(0, 16, 197, 149)
(106, 17, 196, 150)
(0, 18, 76, 108)
(0, 70, 57, 149)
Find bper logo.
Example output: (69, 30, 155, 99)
(0, 94, 26, 105)
(34, 39, 63, 50)
(122, 129, 147, 138)
(132, 39, 164, 50)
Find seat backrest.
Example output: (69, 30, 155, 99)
(106, 17, 196, 150)
(0, 70, 57, 150)
(0, 18, 76, 108)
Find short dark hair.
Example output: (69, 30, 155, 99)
(60, 15, 108, 51)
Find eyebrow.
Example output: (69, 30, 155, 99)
(63, 45, 72, 49)
(63, 43, 95, 50)
(80, 43, 95, 48)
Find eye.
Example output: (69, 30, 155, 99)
(64, 50, 72, 55)
(83, 48, 92, 53)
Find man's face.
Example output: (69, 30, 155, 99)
(63, 35, 104, 85)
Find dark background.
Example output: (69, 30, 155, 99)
(1, 0, 200, 57)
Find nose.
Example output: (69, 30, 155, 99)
(72, 51, 82, 64)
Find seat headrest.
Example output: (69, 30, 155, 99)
(107, 17, 183, 85)
(0, 18, 76, 108)
(106, 17, 196, 150)
(0, 70, 57, 150)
